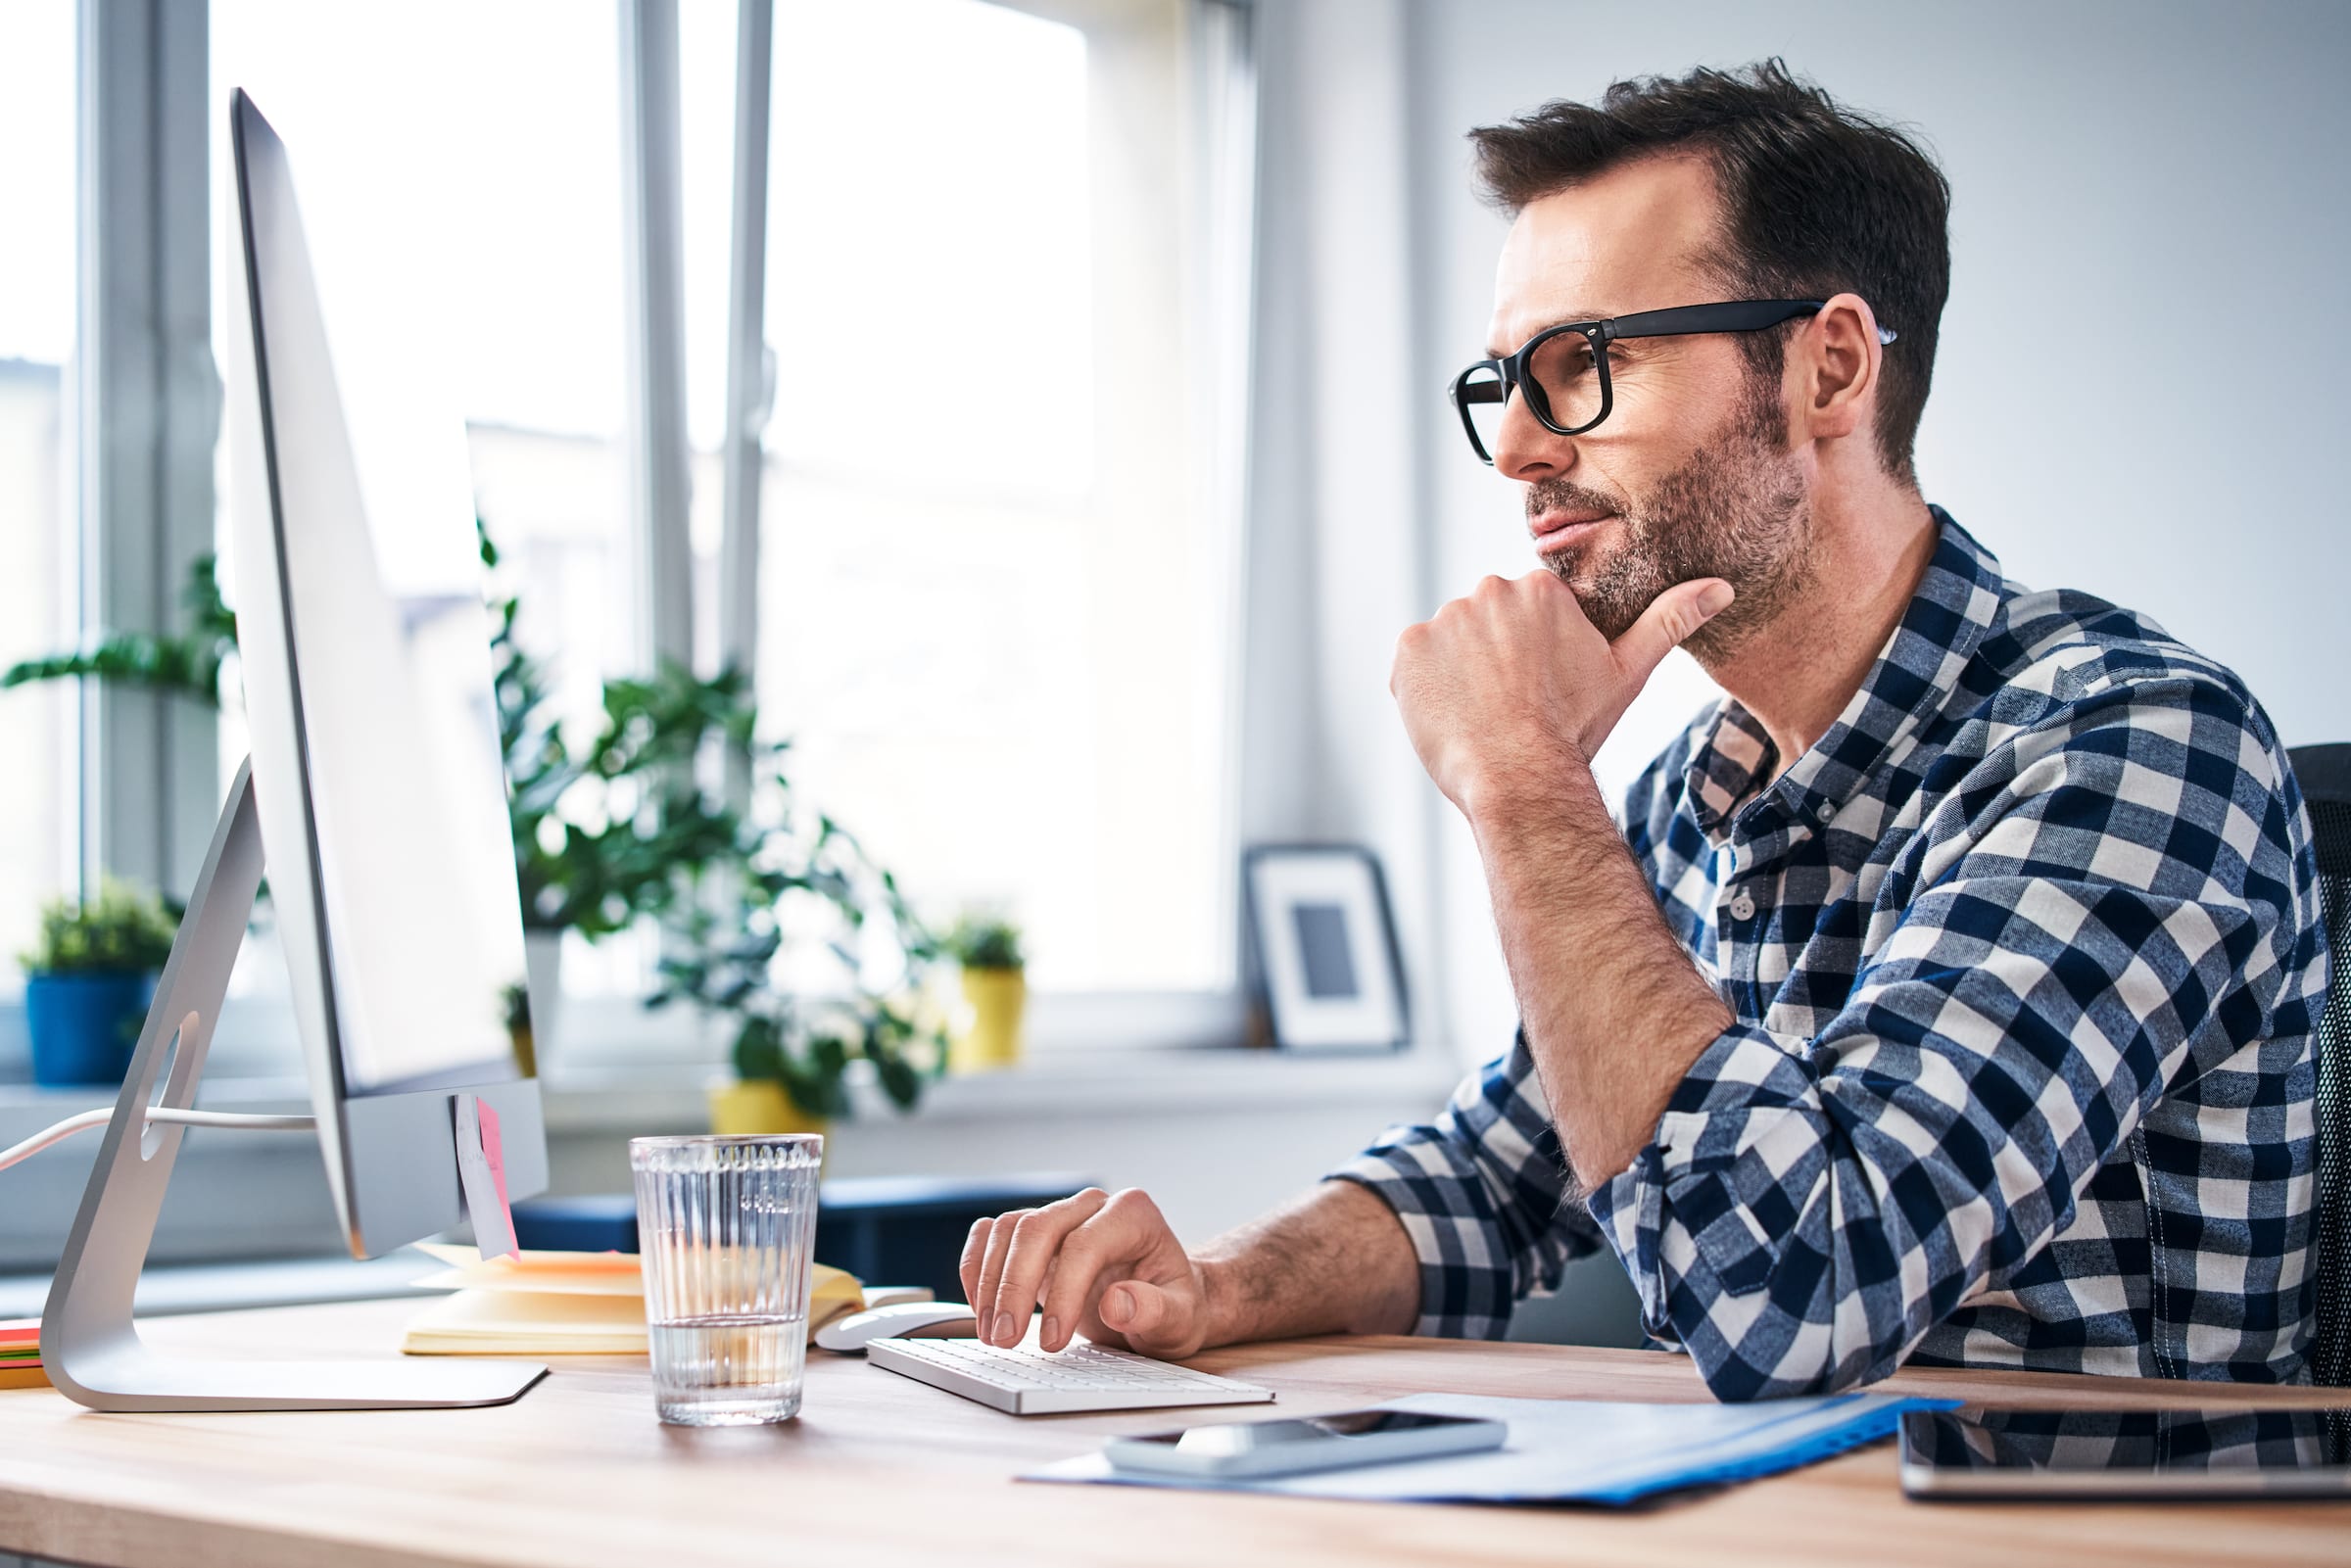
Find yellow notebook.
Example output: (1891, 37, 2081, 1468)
(402, 1289, 650, 1355)
(0, 1365, 51, 1391)
(400, 1247, 863, 1355)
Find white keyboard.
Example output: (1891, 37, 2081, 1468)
(862, 1335, 1276, 1415)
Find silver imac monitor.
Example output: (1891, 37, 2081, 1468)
(222, 86, 549, 1257)
(40, 89, 548, 1411)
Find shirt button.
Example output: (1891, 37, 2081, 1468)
(1814, 800, 1835, 823)
(1728, 892, 1756, 922)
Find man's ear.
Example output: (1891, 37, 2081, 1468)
(1793, 291, 1883, 446)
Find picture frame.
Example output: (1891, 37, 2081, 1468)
(1242, 844, 1409, 1052)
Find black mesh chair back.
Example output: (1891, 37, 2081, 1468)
(2289, 744, 2350, 1450)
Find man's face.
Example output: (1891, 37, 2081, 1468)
(1485, 154, 1811, 659)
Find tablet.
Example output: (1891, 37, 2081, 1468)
(1899, 1406, 2351, 1499)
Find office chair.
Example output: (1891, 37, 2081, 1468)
(2289, 743, 2350, 1455)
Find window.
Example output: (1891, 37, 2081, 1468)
(734, 0, 1250, 994)
(0, 2, 78, 988)
(13, 0, 1255, 1060)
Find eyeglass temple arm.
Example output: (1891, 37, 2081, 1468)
(1604, 300, 1899, 345)
(1452, 368, 1509, 404)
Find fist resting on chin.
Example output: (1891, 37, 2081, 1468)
(1389, 570, 1733, 818)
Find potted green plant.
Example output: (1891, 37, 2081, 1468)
(649, 748, 949, 1135)
(20, 879, 180, 1086)
(944, 914, 1027, 1070)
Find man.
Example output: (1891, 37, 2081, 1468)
(960, 62, 2328, 1399)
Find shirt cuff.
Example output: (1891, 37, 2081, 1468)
(1584, 1022, 1822, 1343)
(1327, 1137, 1518, 1341)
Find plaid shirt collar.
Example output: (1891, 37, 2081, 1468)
(1682, 507, 2005, 848)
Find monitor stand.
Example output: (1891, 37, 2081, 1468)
(41, 760, 548, 1411)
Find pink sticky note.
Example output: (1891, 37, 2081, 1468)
(477, 1099, 510, 1212)
(453, 1094, 519, 1260)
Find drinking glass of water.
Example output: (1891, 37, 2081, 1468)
(630, 1133, 823, 1426)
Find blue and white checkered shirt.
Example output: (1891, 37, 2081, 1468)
(1336, 511, 2327, 1399)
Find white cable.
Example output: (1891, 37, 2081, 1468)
(0, 1109, 113, 1171)
(0, 1107, 317, 1173)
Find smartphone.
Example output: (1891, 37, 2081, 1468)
(1101, 1409, 1507, 1480)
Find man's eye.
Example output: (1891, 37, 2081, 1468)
(1531, 339, 1595, 382)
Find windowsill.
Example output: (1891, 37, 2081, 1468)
(540, 1044, 1458, 1132)
(0, 986, 1299, 1086)
(0, 1045, 1459, 1140)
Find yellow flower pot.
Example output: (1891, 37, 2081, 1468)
(706, 1078, 830, 1139)
(504, 1015, 537, 1081)
(951, 967, 1028, 1071)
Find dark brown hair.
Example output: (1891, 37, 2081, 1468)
(1470, 60, 1949, 485)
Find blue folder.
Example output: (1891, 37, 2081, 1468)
(1027, 1391, 1954, 1506)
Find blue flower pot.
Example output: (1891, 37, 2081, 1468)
(24, 971, 157, 1087)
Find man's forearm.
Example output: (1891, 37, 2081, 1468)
(1468, 764, 1733, 1189)
(1195, 1179, 1419, 1346)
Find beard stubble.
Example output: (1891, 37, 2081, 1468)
(1531, 373, 1812, 663)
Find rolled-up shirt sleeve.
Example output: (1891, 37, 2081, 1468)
(1584, 675, 2318, 1400)
(1328, 1030, 1604, 1339)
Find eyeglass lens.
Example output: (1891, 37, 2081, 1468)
(1460, 330, 1606, 455)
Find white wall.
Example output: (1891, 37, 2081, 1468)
(1404, 0, 2351, 1069)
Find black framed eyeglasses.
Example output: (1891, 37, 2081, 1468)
(1448, 299, 1898, 464)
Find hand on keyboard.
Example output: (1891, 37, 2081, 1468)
(961, 1186, 1214, 1359)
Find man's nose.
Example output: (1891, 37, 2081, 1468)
(1492, 388, 1576, 481)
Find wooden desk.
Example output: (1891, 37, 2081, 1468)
(0, 1299, 2343, 1568)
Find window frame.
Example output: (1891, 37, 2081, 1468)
(77, 0, 220, 911)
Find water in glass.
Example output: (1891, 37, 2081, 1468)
(647, 1314, 809, 1425)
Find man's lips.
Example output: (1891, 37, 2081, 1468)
(1529, 510, 1614, 552)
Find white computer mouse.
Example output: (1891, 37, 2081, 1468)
(814, 1300, 981, 1354)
